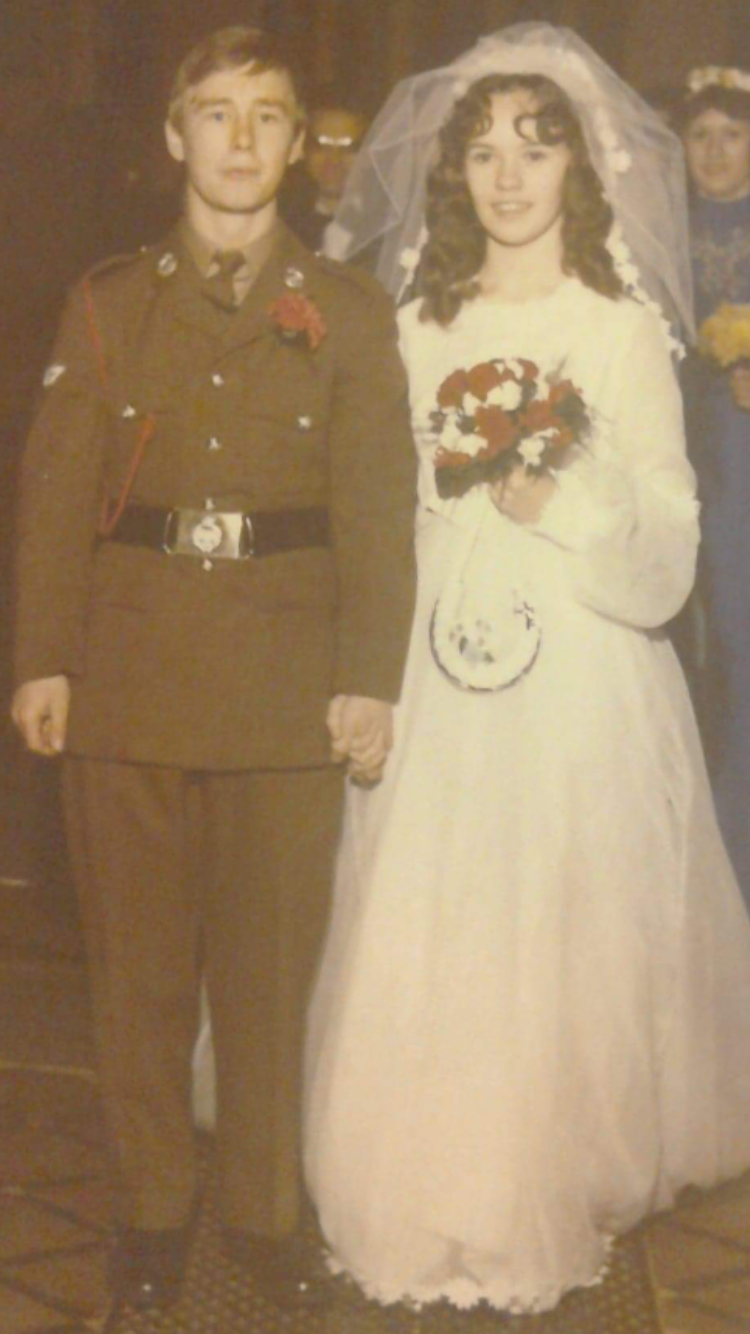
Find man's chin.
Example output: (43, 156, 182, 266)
(203, 193, 273, 217)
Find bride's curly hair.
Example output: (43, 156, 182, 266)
(418, 74, 624, 325)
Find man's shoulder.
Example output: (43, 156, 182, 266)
(78, 238, 178, 303)
(307, 251, 392, 315)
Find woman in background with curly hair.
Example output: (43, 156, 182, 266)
(680, 69, 750, 907)
(304, 25, 750, 1316)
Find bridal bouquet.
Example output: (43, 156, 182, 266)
(431, 357, 589, 499)
(698, 303, 750, 370)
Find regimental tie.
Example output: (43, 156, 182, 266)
(203, 250, 246, 311)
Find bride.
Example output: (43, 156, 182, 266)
(303, 22, 750, 1315)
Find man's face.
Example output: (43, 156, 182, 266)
(305, 108, 365, 205)
(165, 64, 304, 222)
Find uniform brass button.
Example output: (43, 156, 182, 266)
(211, 373, 225, 387)
(297, 415, 313, 431)
(122, 404, 136, 419)
(207, 437, 222, 452)
(202, 559, 214, 572)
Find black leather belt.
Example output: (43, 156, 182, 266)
(104, 503, 330, 560)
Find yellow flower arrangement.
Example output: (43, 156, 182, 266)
(698, 303, 750, 369)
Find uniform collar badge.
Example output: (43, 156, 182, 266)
(157, 252, 178, 278)
(284, 265, 305, 290)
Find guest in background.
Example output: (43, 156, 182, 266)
(680, 66, 750, 908)
(282, 99, 367, 251)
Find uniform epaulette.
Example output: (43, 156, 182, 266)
(313, 253, 383, 299)
(83, 248, 149, 287)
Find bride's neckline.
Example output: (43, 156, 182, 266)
(469, 275, 576, 309)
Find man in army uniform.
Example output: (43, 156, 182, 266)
(12, 27, 416, 1314)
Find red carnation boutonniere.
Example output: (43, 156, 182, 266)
(268, 292, 327, 351)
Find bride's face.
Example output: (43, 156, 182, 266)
(464, 91, 572, 252)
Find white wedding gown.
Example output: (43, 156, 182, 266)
(303, 278, 750, 1314)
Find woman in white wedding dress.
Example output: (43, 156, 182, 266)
(303, 24, 750, 1316)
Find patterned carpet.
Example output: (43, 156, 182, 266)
(6, 883, 750, 1334)
(0, 1067, 661, 1334)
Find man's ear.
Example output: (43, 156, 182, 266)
(289, 124, 305, 167)
(165, 119, 186, 164)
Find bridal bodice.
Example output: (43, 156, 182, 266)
(397, 278, 700, 630)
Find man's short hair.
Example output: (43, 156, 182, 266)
(168, 26, 308, 130)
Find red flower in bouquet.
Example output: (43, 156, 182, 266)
(430, 358, 589, 499)
(466, 361, 506, 400)
(473, 405, 519, 452)
(437, 369, 471, 409)
(268, 293, 327, 350)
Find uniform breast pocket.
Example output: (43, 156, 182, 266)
(250, 388, 331, 487)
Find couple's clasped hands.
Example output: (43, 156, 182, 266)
(328, 695, 393, 785)
(323, 466, 557, 789)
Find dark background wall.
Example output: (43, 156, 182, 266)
(4, 0, 750, 122)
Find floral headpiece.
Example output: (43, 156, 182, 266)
(687, 66, 750, 97)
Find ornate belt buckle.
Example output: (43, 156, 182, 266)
(191, 514, 224, 554)
(170, 509, 246, 559)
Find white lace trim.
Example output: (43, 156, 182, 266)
(606, 224, 686, 360)
(325, 1233, 615, 1314)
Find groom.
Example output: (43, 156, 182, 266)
(11, 25, 416, 1313)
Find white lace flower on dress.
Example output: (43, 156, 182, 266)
(606, 224, 686, 359)
(400, 247, 422, 274)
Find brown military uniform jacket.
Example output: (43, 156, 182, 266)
(14, 221, 417, 770)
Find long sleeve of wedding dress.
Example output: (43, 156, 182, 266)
(531, 307, 700, 628)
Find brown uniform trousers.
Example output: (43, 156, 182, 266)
(64, 759, 342, 1235)
(14, 223, 417, 1236)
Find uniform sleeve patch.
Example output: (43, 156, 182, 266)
(43, 364, 67, 388)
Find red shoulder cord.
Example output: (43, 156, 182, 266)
(83, 277, 157, 539)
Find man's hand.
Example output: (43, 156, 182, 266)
(11, 676, 71, 757)
(730, 365, 750, 413)
(327, 694, 394, 783)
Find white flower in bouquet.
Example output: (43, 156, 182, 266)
(518, 431, 554, 468)
(487, 379, 523, 411)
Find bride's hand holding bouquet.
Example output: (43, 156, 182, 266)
(489, 463, 558, 524)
